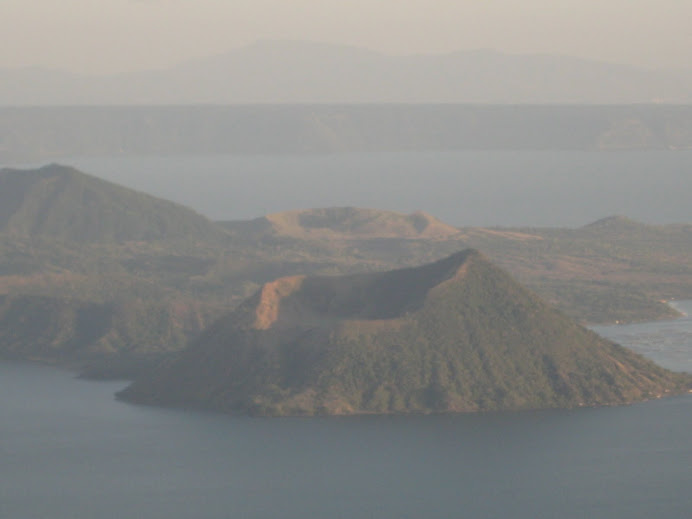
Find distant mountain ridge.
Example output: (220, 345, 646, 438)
(120, 250, 692, 415)
(2, 40, 692, 105)
(4, 104, 692, 163)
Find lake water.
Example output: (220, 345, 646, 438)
(2, 301, 692, 519)
(59, 150, 692, 227)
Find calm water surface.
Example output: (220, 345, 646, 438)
(2, 301, 692, 519)
(62, 151, 692, 227)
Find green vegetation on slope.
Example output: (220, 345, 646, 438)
(0, 164, 227, 244)
(2, 164, 692, 375)
(221, 209, 692, 324)
(0, 164, 236, 371)
(460, 216, 692, 323)
(120, 250, 691, 416)
(0, 294, 220, 375)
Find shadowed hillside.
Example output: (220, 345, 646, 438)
(0, 164, 227, 244)
(0, 293, 218, 374)
(120, 250, 691, 415)
(0, 164, 235, 374)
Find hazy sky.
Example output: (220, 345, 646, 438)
(3, 0, 691, 74)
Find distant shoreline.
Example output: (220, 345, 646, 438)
(3, 104, 692, 163)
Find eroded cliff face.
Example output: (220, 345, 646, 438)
(251, 275, 306, 330)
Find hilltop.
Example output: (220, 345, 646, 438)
(0, 164, 227, 244)
(120, 250, 691, 415)
(221, 207, 461, 241)
(0, 164, 235, 373)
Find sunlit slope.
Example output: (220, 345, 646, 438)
(121, 250, 691, 415)
(221, 207, 462, 241)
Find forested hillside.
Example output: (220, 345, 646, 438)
(2, 165, 691, 377)
(120, 250, 692, 415)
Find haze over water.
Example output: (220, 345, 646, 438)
(65, 150, 692, 227)
(2, 301, 692, 519)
